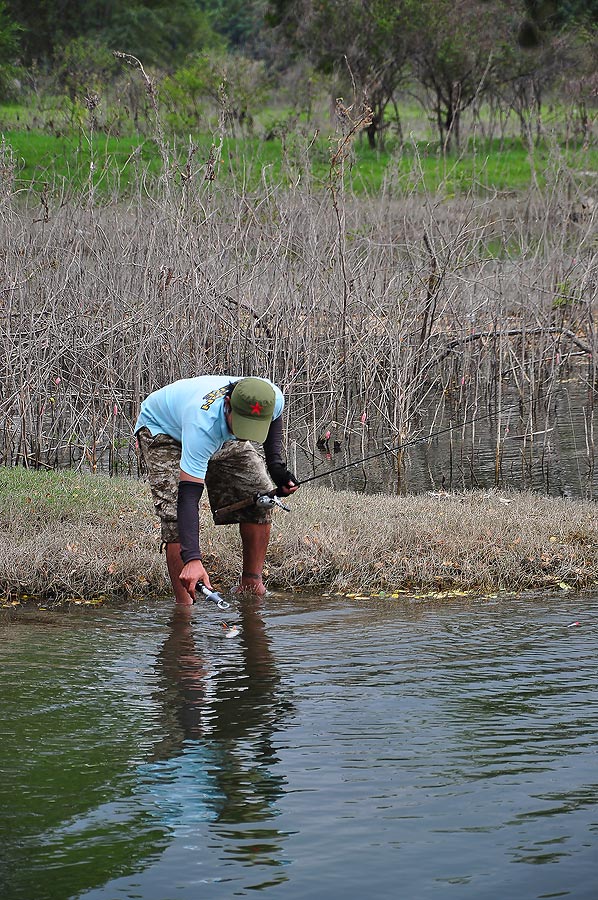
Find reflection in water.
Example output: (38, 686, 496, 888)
(3, 596, 598, 900)
(0, 617, 172, 900)
(0, 603, 292, 900)
(140, 601, 292, 883)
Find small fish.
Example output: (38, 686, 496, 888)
(221, 622, 240, 638)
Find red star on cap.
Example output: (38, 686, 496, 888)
(251, 402, 263, 415)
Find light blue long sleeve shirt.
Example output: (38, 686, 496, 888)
(135, 375, 284, 479)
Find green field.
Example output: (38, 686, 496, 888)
(3, 119, 597, 197)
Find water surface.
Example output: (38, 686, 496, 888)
(1, 594, 597, 899)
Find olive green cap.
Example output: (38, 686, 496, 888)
(230, 378, 276, 442)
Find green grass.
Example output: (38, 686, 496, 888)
(0, 466, 143, 520)
(2, 121, 597, 198)
(4, 130, 164, 194)
(341, 140, 535, 194)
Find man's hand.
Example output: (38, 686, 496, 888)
(276, 479, 299, 498)
(179, 559, 211, 602)
(268, 464, 299, 497)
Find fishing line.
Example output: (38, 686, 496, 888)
(299, 400, 529, 486)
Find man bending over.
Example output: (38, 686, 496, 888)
(135, 375, 298, 604)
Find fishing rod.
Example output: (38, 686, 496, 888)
(214, 400, 528, 519)
(213, 490, 291, 520)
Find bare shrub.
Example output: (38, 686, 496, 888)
(0, 148, 596, 494)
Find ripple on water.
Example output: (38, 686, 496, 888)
(1, 595, 598, 900)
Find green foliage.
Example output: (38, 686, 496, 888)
(525, 0, 598, 27)
(410, 0, 523, 149)
(7, 0, 106, 63)
(553, 278, 579, 308)
(203, 0, 268, 50)
(6, 0, 220, 68)
(264, 0, 418, 147)
(518, 1, 598, 51)
(161, 59, 213, 130)
(0, 0, 18, 53)
(161, 51, 269, 134)
(105, 1, 218, 68)
(0, 1, 21, 99)
(54, 36, 120, 101)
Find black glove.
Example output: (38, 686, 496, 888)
(268, 463, 298, 496)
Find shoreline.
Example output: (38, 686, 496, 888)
(1, 468, 597, 606)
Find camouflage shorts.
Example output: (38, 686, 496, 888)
(136, 427, 274, 542)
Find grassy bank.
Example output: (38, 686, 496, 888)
(1, 468, 597, 606)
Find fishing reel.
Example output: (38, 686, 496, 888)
(256, 492, 291, 512)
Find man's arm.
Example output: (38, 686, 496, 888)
(177, 470, 212, 600)
(263, 416, 299, 497)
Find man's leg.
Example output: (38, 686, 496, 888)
(166, 542, 194, 606)
(137, 428, 189, 606)
(239, 522, 271, 595)
(206, 442, 274, 595)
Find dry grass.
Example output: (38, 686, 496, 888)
(262, 485, 598, 594)
(1, 469, 597, 604)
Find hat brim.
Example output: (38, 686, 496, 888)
(230, 410, 272, 443)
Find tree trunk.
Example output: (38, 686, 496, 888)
(366, 115, 379, 149)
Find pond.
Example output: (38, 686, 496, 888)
(302, 382, 598, 500)
(1, 593, 598, 900)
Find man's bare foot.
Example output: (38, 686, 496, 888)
(232, 578, 267, 596)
